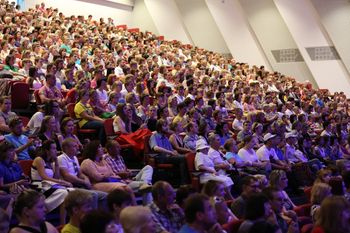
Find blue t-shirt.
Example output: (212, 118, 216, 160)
(0, 161, 23, 184)
(225, 152, 243, 163)
(178, 224, 198, 233)
(4, 134, 32, 160)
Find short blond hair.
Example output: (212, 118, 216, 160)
(120, 206, 153, 233)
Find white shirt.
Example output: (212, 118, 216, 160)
(57, 153, 80, 177)
(238, 148, 258, 164)
(256, 145, 278, 161)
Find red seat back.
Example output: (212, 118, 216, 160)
(11, 82, 30, 109)
(104, 118, 115, 137)
(18, 160, 33, 177)
(34, 89, 42, 105)
(67, 103, 76, 119)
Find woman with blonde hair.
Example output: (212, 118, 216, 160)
(269, 170, 296, 211)
(310, 183, 332, 223)
(312, 196, 350, 233)
(120, 206, 155, 233)
(314, 169, 332, 184)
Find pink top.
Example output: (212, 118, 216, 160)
(80, 159, 115, 183)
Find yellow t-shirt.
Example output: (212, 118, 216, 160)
(74, 101, 94, 128)
(61, 223, 80, 233)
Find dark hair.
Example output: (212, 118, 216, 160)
(44, 100, 59, 115)
(37, 139, 56, 163)
(176, 185, 196, 208)
(82, 140, 101, 160)
(184, 193, 209, 223)
(151, 181, 169, 201)
(155, 119, 167, 133)
(248, 221, 280, 233)
(201, 180, 224, 197)
(80, 210, 114, 233)
(245, 194, 269, 220)
(107, 189, 133, 212)
(8, 117, 22, 128)
(60, 117, 74, 135)
(0, 141, 15, 161)
(14, 190, 44, 217)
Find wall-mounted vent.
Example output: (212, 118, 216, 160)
(271, 48, 304, 63)
(305, 46, 340, 61)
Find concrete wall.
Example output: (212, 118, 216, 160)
(24, 0, 132, 25)
(205, 0, 269, 68)
(175, 0, 230, 54)
(274, 0, 350, 95)
(311, 0, 350, 76)
(239, 0, 316, 85)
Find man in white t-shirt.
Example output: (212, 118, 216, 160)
(256, 133, 278, 172)
(58, 138, 107, 208)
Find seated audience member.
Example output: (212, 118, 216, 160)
(58, 117, 83, 150)
(215, 122, 232, 146)
(232, 108, 244, 133)
(149, 119, 188, 185)
(183, 121, 199, 151)
(257, 133, 287, 171)
(38, 73, 65, 107)
(74, 89, 106, 146)
(31, 140, 71, 224)
(311, 196, 350, 233)
(10, 190, 58, 233)
(37, 115, 61, 150)
(148, 181, 184, 233)
(57, 138, 107, 208)
(0, 96, 17, 134)
(195, 138, 234, 196)
(80, 141, 134, 197)
(238, 193, 276, 233)
(89, 89, 110, 118)
(169, 121, 193, 154)
(248, 221, 281, 233)
(5, 118, 36, 160)
(224, 138, 250, 169)
(314, 169, 332, 185)
(178, 193, 225, 233)
(0, 208, 10, 233)
(231, 176, 260, 219)
(310, 183, 332, 223)
(107, 189, 134, 233)
(176, 185, 197, 209)
(27, 100, 62, 136)
(237, 121, 252, 143)
(120, 206, 156, 233)
(61, 190, 93, 233)
(26, 67, 43, 90)
(238, 135, 268, 174)
(80, 210, 117, 233)
(0, 141, 30, 193)
(269, 170, 296, 211)
(104, 140, 153, 194)
(209, 196, 238, 225)
(113, 103, 134, 134)
(202, 180, 226, 199)
(263, 187, 299, 233)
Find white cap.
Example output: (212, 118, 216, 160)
(196, 138, 210, 151)
(264, 133, 277, 142)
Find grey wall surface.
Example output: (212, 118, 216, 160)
(239, 0, 316, 86)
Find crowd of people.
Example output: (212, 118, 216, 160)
(1, 0, 350, 233)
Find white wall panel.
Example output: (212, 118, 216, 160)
(274, 0, 350, 95)
(143, 0, 191, 44)
(205, 0, 269, 67)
